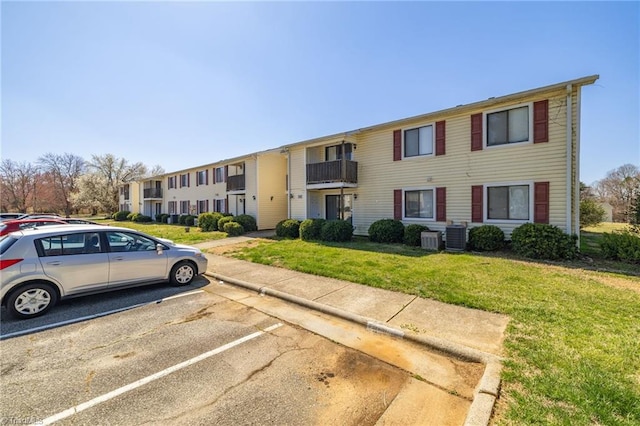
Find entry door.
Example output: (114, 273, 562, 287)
(326, 195, 340, 221)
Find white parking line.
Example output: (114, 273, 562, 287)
(1, 290, 205, 340)
(33, 323, 283, 426)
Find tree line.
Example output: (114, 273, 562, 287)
(581, 163, 640, 227)
(0, 153, 164, 216)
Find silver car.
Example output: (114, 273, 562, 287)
(0, 225, 208, 319)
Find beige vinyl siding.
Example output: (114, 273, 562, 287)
(256, 153, 288, 229)
(352, 89, 571, 237)
(288, 146, 307, 220)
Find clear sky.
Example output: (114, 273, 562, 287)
(2, 1, 638, 185)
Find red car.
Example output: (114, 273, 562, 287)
(0, 218, 69, 236)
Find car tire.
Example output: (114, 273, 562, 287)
(7, 282, 58, 319)
(170, 261, 195, 286)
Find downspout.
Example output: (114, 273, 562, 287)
(287, 149, 291, 219)
(574, 87, 582, 243)
(565, 84, 573, 235)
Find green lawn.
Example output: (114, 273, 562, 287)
(95, 219, 227, 244)
(223, 238, 639, 425)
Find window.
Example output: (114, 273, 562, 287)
(121, 184, 130, 200)
(325, 143, 353, 161)
(180, 201, 190, 214)
(404, 125, 433, 158)
(486, 105, 530, 146)
(168, 176, 177, 189)
(180, 173, 189, 188)
(106, 231, 157, 252)
(168, 201, 177, 214)
(38, 232, 102, 256)
(404, 189, 434, 219)
(197, 170, 208, 186)
(214, 199, 226, 213)
(215, 167, 225, 183)
(197, 200, 209, 214)
(487, 184, 530, 220)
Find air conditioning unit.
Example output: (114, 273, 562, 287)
(446, 225, 467, 251)
(421, 231, 442, 251)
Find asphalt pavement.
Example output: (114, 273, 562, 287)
(194, 233, 510, 426)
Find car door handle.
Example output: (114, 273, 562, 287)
(113, 256, 125, 261)
(46, 261, 62, 266)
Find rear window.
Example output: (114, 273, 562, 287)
(0, 235, 19, 255)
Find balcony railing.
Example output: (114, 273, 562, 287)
(143, 188, 163, 199)
(306, 160, 358, 185)
(227, 174, 245, 191)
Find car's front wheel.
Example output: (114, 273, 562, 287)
(7, 282, 58, 319)
(170, 261, 196, 286)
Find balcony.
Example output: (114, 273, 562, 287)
(306, 160, 358, 185)
(143, 188, 163, 199)
(227, 174, 245, 192)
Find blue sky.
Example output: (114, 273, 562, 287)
(2, 1, 638, 185)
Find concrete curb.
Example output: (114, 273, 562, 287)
(206, 271, 503, 425)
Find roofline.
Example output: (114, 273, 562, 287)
(279, 74, 599, 150)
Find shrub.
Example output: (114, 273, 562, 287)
(223, 221, 244, 236)
(368, 219, 404, 244)
(126, 212, 137, 221)
(218, 215, 234, 231)
(300, 218, 326, 241)
(235, 214, 257, 232)
(580, 199, 606, 229)
(403, 224, 430, 247)
(178, 215, 188, 225)
(320, 220, 353, 242)
(276, 219, 300, 239)
(599, 231, 640, 263)
(132, 214, 152, 223)
(198, 212, 223, 231)
(155, 213, 168, 223)
(112, 211, 130, 221)
(511, 223, 578, 260)
(184, 215, 196, 226)
(468, 225, 505, 251)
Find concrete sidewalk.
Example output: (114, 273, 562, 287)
(195, 237, 509, 425)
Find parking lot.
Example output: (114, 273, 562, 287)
(2, 277, 470, 425)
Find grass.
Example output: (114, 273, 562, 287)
(95, 219, 227, 244)
(220, 238, 639, 425)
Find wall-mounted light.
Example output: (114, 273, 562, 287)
(252, 195, 256, 200)
(239, 199, 244, 203)
(290, 194, 294, 199)
(270, 196, 274, 201)
(353, 194, 358, 200)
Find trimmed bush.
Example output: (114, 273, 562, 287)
(132, 214, 152, 223)
(199, 212, 223, 231)
(218, 215, 234, 231)
(276, 219, 300, 239)
(511, 223, 578, 260)
(112, 211, 130, 221)
(126, 212, 137, 221)
(178, 215, 188, 225)
(403, 224, 430, 247)
(368, 219, 405, 244)
(468, 225, 505, 251)
(320, 220, 353, 242)
(300, 218, 326, 241)
(599, 231, 640, 263)
(235, 214, 257, 232)
(184, 215, 196, 226)
(223, 221, 244, 236)
(155, 213, 169, 223)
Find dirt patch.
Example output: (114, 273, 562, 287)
(206, 239, 273, 256)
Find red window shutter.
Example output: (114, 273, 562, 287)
(471, 113, 483, 151)
(394, 189, 402, 220)
(436, 187, 446, 221)
(435, 121, 446, 156)
(196, 172, 199, 186)
(206, 169, 209, 185)
(393, 130, 402, 161)
(534, 181, 550, 223)
(206, 199, 210, 212)
(533, 100, 549, 143)
(471, 185, 483, 223)
(224, 165, 228, 182)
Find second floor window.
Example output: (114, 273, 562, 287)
(487, 105, 529, 146)
(168, 176, 177, 189)
(197, 170, 208, 186)
(180, 174, 190, 188)
(215, 167, 225, 183)
(404, 125, 433, 157)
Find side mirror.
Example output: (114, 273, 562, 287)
(156, 243, 164, 254)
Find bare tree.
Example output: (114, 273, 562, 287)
(148, 165, 165, 177)
(0, 159, 40, 212)
(592, 164, 640, 222)
(38, 153, 85, 216)
(86, 154, 148, 214)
